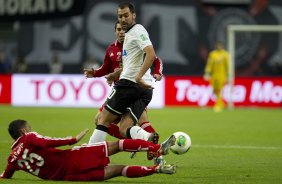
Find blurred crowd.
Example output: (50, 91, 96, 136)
(0, 50, 100, 74)
(1, 52, 29, 74)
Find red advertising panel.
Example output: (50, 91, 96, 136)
(235, 77, 282, 107)
(0, 75, 12, 104)
(165, 76, 282, 108)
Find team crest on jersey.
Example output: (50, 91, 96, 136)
(140, 34, 148, 41)
(117, 52, 122, 61)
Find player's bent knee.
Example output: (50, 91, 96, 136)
(97, 111, 118, 127)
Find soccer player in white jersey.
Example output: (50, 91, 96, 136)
(88, 2, 175, 161)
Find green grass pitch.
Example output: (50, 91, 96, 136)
(0, 106, 282, 184)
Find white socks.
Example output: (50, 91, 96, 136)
(88, 129, 107, 144)
(129, 126, 151, 140)
(88, 126, 151, 144)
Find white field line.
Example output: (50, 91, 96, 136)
(192, 144, 282, 150)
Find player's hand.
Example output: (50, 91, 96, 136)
(83, 68, 95, 78)
(105, 74, 114, 86)
(75, 129, 89, 142)
(135, 77, 153, 89)
(153, 74, 162, 81)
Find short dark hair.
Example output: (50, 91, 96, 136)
(114, 21, 120, 31)
(8, 119, 27, 140)
(118, 2, 135, 13)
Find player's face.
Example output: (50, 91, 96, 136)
(115, 23, 125, 43)
(117, 7, 136, 31)
(216, 42, 224, 50)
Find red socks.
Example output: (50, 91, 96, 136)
(122, 165, 157, 178)
(140, 122, 156, 133)
(107, 123, 123, 139)
(119, 139, 160, 152)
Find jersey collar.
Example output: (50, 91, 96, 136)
(115, 40, 123, 47)
(11, 136, 22, 149)
(125, 23, 136, 33)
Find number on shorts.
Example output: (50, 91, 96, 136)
(108, 88, 116, 99)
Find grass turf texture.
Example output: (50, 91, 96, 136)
(0, 106, 281, 184)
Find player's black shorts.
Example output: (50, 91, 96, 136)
(104, 79, 152, 124)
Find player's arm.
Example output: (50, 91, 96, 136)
(93, 52, 112, 77)
(152, 57, 163, 81)
(1, 164, 15, 179)
(27, 129, 89, 148)
(204, 53, 213, 81)
(135, 45, 156, 88)
(105, 67, 122, 86)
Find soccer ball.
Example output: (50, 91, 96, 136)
(170, 132, 191, 155)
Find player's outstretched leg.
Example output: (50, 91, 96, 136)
(155, 164, 177, 174)
(108, 136, 175, 160)
(121, 164, 176, 177)
(146, 132, 159, 160)
(147, 134, 176, 160)
(160, 134, 176, 155)
(104, 164, 176, 180)
(107, 139, 161, 156)
(119, 139, 160, 152)
(131, 132, 159, 159)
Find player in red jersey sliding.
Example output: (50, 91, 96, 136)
(84, 21, 164, 163)
(1, 120, 176, 181)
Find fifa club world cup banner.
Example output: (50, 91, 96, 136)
(0, 74, 281, 108)
(165, 76, 282, 108)
(0, 0, 86, 21)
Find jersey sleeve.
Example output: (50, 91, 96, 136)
(93, 48, 111, 77)
(135, 25, 152, 50)
(26, 132, 77, 148)
(1, 163, 15, 179)
(152, 57, 163, 76)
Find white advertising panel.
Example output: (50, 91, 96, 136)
(12, 74, 164, 108)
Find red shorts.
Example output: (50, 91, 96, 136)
(64, 142, 110, 181)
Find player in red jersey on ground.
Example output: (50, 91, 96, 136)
(1, 120, 176, 181)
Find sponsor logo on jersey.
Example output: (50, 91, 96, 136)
(123, 50, 127, 56)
